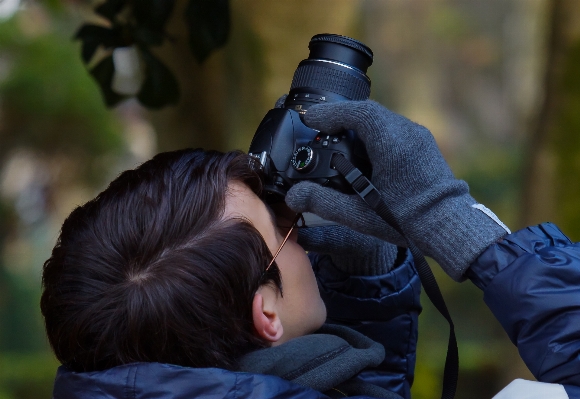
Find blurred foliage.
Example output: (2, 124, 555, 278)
(0, 10, 123, 183)
(41, 0, 64, 12)
(185, 0, 229, 63)
(0, 3, 126, 398)
(452, 142, 523, 229)
(429, 5, 472, 42)
(521, 0, 580, 242)
(76, 0, 179, 107)
(75, 0, 230, 108)
(0, 266, 46, 353)
(0, 353, 59, 399)
(551, 39, 580, 240)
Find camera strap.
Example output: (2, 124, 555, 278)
(331, 153, 458, 399)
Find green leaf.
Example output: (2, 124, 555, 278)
(80, 37, 101, 64)
(90, 56, 127, 107)
(44, 0, 65, 12)
(75, 24, 123, 63)
(185, 0, 230, 63)
(132, 27, 165, 47)
(137, 48, 180, 108)
(133, 0, 176, 34)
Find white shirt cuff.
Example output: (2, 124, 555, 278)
(492, 379, 568, 399)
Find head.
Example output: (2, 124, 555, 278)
(40, 149, 326, 372)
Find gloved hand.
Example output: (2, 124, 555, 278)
(285, 100, 510, 281)
(273, 95, 406, 247)
(272, 96, 401, 276)
(270, 201, 399, 276)
(297, 225, 399, 276)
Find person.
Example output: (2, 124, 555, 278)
(40, 100, 580, 399)
(41, 147, 419, 399)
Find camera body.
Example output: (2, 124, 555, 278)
(249, 34, 374, 202)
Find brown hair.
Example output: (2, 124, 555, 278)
(40, 149, 281, 372)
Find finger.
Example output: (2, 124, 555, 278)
(298, 226, 400, 276)
(304, 100, 436, 158)
(285, 181, 405, 246)
(303, 100, 394, 140)
(303, 100, 444, 183)
(298, 225, 387, 254)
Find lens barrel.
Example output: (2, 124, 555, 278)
(308, 34, 373, 73)
(285, 34, 373, 110)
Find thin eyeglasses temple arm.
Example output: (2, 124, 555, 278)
(266, 213, 302, 271)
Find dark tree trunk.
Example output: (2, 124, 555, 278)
(521, 0, 580, 240)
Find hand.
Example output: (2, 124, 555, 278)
(270, 202, 399, 276)
(285, 100, 509, 281)
(297, 225, 399, 276)
(273, 95, 406, 247)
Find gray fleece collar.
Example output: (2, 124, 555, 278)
(238, 324, 385, 394)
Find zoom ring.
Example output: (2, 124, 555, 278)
(290, 64, 370, 101)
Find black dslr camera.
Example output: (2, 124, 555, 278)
(248, 34, 374, 203)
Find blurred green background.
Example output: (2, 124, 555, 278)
(1, 0, 579, 398)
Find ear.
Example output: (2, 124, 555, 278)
(252, 288, 284, 343)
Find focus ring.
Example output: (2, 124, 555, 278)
(290, 64, 370, 101)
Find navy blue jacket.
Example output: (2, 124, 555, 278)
(52, 248, 422, 399)
(468, 223, 580, 399)
(53, 223, 580, 398)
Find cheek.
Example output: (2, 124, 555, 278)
(283, 242, 311, 273)
(282, 243, 320, 300)
(277, 243, 327, 334)
(289, 229, 299, 243)
(290, 245, 327, 328)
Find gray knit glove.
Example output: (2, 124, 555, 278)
(274, 96, 399, 276)
(285, 100, 510, 281)
(298, 225, 399, 276)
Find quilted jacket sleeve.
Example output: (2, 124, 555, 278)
(467, 222, 580, 399)
(310, 249, 421, 399)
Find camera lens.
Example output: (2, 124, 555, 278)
(284, 34, 373, 112)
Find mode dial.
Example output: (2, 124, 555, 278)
(291, 146, 315, 172)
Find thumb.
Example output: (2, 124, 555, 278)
(298, 225, 387, 254)
(303, 100, 391, 141)
(302, 101, 367, 135)
(285, 181, 405, 246)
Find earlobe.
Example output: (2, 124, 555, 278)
(252, 291, 284, 343)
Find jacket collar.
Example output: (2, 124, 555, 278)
(52, 325, 398, 399)
(238, 324, 390, 396)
